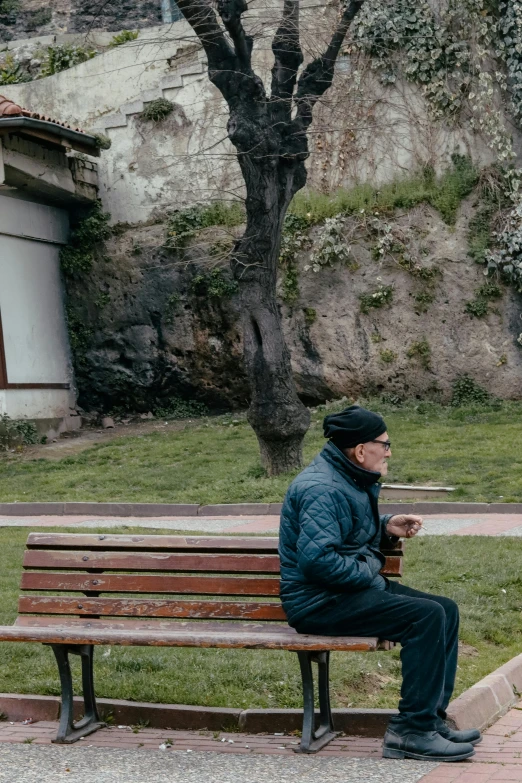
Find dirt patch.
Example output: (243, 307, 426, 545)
(15, 418, 199, 462)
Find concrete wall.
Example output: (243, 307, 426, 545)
(1, 10, 509, 224)
(0, 192, 75, 421)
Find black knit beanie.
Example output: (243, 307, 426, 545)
(323, 405, 387, 450)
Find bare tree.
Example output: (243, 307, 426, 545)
(176, 0, 364, 475)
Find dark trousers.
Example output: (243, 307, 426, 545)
(295, 581, 459, 732)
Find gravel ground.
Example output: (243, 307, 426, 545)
(417, 518, 484, 535)
(0, 517, 256, 532)
(0, 745, 437, 783)
(498, 525, 522, 536)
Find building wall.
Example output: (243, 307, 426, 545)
(0, 193, 75, 420)
(2, 10, 511, 225)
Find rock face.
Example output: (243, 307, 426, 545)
(287, 204, 522, 404)
(0, 0, 163, 42)
(66, 201, 522, 413)
(69, 0, 163, 33)
(66, 224, 248, 412)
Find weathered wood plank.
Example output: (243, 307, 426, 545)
(26, 534, 281, 552)
(383, 557, 403, 576)
(26, 533, 403, 555)
(22, 550, 401, 576)
(18, 596, 287, 621)
(23, 550, 281, 573)
(0, 622, 380, 651)
(20, 572, 281, 596)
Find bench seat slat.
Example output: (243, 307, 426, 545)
(0, 620, 383, 651)
(23, 551, 281, 573)
(18, 596, 287, 621)
(20, 572, 281, 596)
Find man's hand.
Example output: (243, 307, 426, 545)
(386, 514, 423, 539)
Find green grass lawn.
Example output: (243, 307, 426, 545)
(0, 399, 522, 503)
(0, 528, 521, 709)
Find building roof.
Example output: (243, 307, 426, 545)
(0, 95, 101, 156)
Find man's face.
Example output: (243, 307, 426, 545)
(357, 432, 392, 475)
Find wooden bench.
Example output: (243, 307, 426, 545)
(0, 532, 403, 753)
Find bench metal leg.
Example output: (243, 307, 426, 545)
(295, 651, 338, 753)
(50, 644, 105, 744)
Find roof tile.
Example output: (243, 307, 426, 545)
(0, 94, 86, 133)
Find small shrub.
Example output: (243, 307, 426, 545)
(109, 30, 139, 47)
(92, 133, 112, 151)
(465, 298, 489, 318)
(451, 375, 495, 407)
(166, 203, 243, 250)
(281, 263, 299, 305)
(406, 339, 431, 370)
(26, 7, 52, 29)
(41, 44, 97, 77)
(94, 293, 110, 308)
(191, 268, 238, 298)
(464, 281, 503, 318)
(60, 202, 111, 277)
(163, 293, 181, 324)
(380, 348, 397, 363)
(0, 0, 19, 16)
(306, 215, 356, 272)
(153, 397, 208, 419)
(0, 413, 38, 449)
(303, 307, 316, 326)
(359, 285, 394, 314)
(65, 306, 93, 366)
(370, 332, 382, 343)
(0, 54, 31, 85)
(140, 98, 174, 122)
(428, 155, 479, 224)
(477, 282, 502, 299)
(414, 291, 436, 312)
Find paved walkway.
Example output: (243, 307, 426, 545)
(1, 704, 522, 781)
(2, 512, 522, 535)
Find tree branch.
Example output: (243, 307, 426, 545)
(293, 0, 364, 132)
(270, 0, 303, 120)
(217, 0, 253, 69)
(176, 0, 236, 75)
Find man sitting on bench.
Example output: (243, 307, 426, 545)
(279, 404, 481, 762)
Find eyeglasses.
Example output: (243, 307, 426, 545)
(370, 439, 391, 452)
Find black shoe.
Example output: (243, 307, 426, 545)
(382, 728, 476, 761)
(437, 721, 482, 746)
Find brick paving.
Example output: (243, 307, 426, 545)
(2, 703, 522, 780)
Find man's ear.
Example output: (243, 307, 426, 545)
(353, 443, 365, 464)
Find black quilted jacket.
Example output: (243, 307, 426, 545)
(279, 441, 394, 627)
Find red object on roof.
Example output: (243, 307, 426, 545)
(0, 94, 85, 133)
(0, 96, 29, 117)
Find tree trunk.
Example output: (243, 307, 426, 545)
(232, 166, 310, 476)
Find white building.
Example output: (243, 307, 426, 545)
(0, 95, 100, 437)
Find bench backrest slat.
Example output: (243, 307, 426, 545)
(26, 533, 283, 553)
(21, 573, 281, 596)
(18, 596, 287, 621)
(23, 551, 281, 573)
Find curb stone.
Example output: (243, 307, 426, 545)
(447, 653, 522, 731)
(0, 694, 396, 736)
(3, 652, 522, 736)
